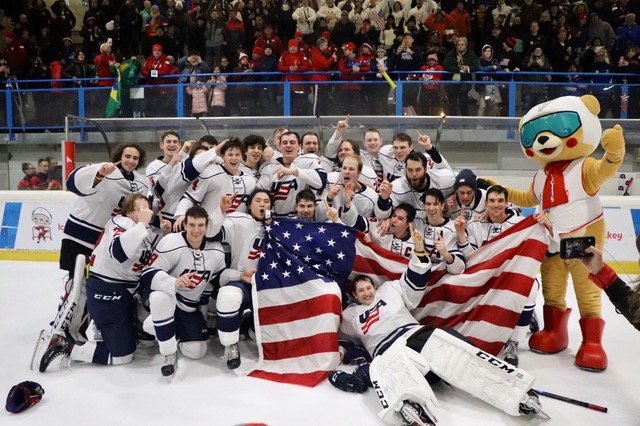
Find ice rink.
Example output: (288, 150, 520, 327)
(1, 260, 639, 426)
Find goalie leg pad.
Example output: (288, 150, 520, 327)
(420, 328, 534, 416)
(51, 255, 89, 344)
(369, 340, 439, 425)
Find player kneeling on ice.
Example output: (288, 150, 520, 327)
(37, 194, 166, 372)
(140, 206, 226, 380)
(328, 226, 545, 425)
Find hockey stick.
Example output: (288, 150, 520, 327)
(533, 389, 608, 413)
(624, 177, 633, 196)
(435, 113, 446, 150)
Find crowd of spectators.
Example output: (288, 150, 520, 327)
(1, 0, 640, 117)
(17, 157, 62, 190)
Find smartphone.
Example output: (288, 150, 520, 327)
(559, 236, 595, 259)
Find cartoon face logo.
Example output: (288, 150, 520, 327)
(32, 207, 52, 226)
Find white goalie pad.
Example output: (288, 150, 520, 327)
(52, 255, 89, 343)
(369, 340, 439, 425)
(420, 329, 534, 416)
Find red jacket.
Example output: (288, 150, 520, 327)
(420, 64, 444, 90)
(338, 54, 371, 90)
(94, 51, 117, 86)
(278, 50, 310, 91)
(141, 53, 174, 85)
(5, 38, 28, 72)
(254, 34, 283, 56)
(50, 60, 67, 91)
(309, 47, 335, 81)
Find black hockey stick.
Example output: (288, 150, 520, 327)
(435, 113, 446, 150)
(533, 389, 608, 413)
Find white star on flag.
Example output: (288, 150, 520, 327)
(283, 231, 291, 239)
(341, 230, 350, 238)
(305, 234, 313, 242)
(293, 243, 301, 251)
(337, 252, 345, 260)
(297, 266, 304, 274)
(295, 223, 303, 229)
(282, 270, 291, 278)
(261, 273, 269, 280)
(327, 239, 336, 247)
(318, 226, 326, 234)
(270, 261, 278, 269)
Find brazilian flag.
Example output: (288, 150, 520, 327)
(105, 66, 122, 118)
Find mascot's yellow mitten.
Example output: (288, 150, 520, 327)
(502, 95, 625, 371)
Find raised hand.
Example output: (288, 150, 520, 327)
(173, 215, 185, 232)
(410, 223, 425, 252)
(98, 160, 120, 176)
(416, 131, 432, 151)
(220, 191, 239, 214)
(176, 272, 197, 289)
(379, 179, 392, 200)
(327, 183, 341, 202)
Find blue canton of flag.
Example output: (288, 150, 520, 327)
(256, 218, 357, 290)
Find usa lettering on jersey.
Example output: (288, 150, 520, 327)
(272, 179, 299, 201)
(360, 300, 387, 334)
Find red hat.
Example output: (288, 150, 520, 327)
(288, 39, 298, 48)
(322, 31, 331, 39)
(252, 46, 264, 56)
(295, 31, 303, 38)
(505, 37, 517, 48)
(152, 44, 163, 52)
(343, 42, 356, 51)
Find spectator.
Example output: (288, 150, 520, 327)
(62, 50, 96, 86)
(424, 10, 456, 42)
(80, 16, 105, 60)
(410, 0, 438, 25)
(257, 45, 279, 114)
(144, 5, 168, 56)
(204, 8, 225, 68)
(94, 41, 118, 87)
(492, 0, 512, 22)
(18, 162, 36, 190)
(59, 36, 75, 62)
(394, 32, 422, 109)
(149, 26, 177, 59)
(38, 26, 58, 65)
(613, 13, 640, 59)
(278, 39, 311, 115)
(523, 20, 548, 56)
(254, 23, 283, 57)
(4, 31, 29, 79)
(119, 0, 140, 58)
(292, 0, 316, 39)
(337, 41, 371, 114)
(520, 0, 543, 27)
(30, 158, 62, 190)
(188, 14, 207, 60)
(521, 44, 551, 112)
(273, 0, 297, 42)
(310, 36, 338, 116)
(588, 12, 615, 50)
(443, 36, 478, 116)
(172, 1, 189, 56)
(587, 48, 616, 117)
(318, 0, 341, 30)
(450, 1, 472, 39)
(27, 0, 51, 44)
(477, 44, 502, 116)
(418, 53, 445, 116)
(207, 66, 227, 117)
(83, 0, 108, 29)
(141, 44, 174, 116)
(231, 52, 257, 115)
(331, 11, 356, 50)
(50, 0, 76, 44)
(139, 1, 153, 53)
(224, 8, 245, 67)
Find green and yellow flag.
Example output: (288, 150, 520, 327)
(105, 66, 122, 118)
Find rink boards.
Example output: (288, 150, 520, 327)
(0, 191, 639, 273)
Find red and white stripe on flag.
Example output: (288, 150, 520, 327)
(351, 232, 409, 285)
(411, 216, 549, 355)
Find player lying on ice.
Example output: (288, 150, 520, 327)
(328, 224, 546, 425)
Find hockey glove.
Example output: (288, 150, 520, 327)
(343, 345, 372, 365)
(6, 381, 45, 413)
(328, 370, 369, 393)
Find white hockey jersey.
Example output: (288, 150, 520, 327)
(447, 188, 488, 221)
(141, 233, 226, 313)
(64, 164, 151, 249)
(154, 149, 219, 220)
(339, 255, 431, 357)
(377, 145, 450, 181)
(316, 171, 390, 221)
(89, 215, 162, 293)
(257, 154, 327, 217)
(459, 210, 524, 257)
(175, 164, 256, 217)
(390, 169, 457, 210)
(413, 216, 465, 274)
(365, 219, 416, 259)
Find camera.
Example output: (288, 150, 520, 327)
(559, 236, 595, 259)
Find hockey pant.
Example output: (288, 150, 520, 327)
(145, 291, 209, 359)
(52, 255, 90, 343)
(369, 329, 535, 425)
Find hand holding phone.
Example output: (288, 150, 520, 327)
(560, 236, 596, 259)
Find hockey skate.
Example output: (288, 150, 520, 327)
(503, 340, 519, 367)
(519, 390, 550, 418)
(398, 400, 436, 426)
(224, 343, 241, 370)
(38, 334, 74, 373)
(529, 311, 540, 334)
(161, 351, 178, 382)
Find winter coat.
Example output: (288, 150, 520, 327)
(419, 63, 444, 89)
(338, 54, 372, 90)
(205, 19, 226, 48)
(208, 77, 227, 107)
(310, 46, 335, 81)
(94, 51, 118, 86)
(254, 34, 284, 56)
(187, 84, 209, 114)
(141, 53, 174, 85)
(278, 50, 310, 91)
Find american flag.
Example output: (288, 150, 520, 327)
(247, 216, 548, 386)
(411, 216, 549, 355)
(247, 218, 357, 387)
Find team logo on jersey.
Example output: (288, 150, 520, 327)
(247, 237, 264, 260)
(226, 193, 248, 214)
(178, 269, 211, 288)
(271, 179, 298, 201)
(129, 182, 139, 192)
(359, 300, 387, 334)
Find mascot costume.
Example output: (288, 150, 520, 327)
(498, 95, 625, 371)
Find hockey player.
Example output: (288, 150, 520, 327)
(38, 194, 162, 372)
(455, 185, 553, 367)
(52, 144, 151, 348)
(388, 151, 456, 211)
(413, 188, 465, 274)
(173, 138, 257, 230)
(328, 226, 544, 425)
(257, 131, 327, 217)
(240, 134, 267, 179)
(209, 189, 272, 369)
(316, 155, 389, 222)
(378, 132, 451, 182)
(363, 203, 418, 260)
(445, 168, 488, 221)
(153, 142, 221, 224)
(145, 130, 183, 189)
(140, 206, 226, 380)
